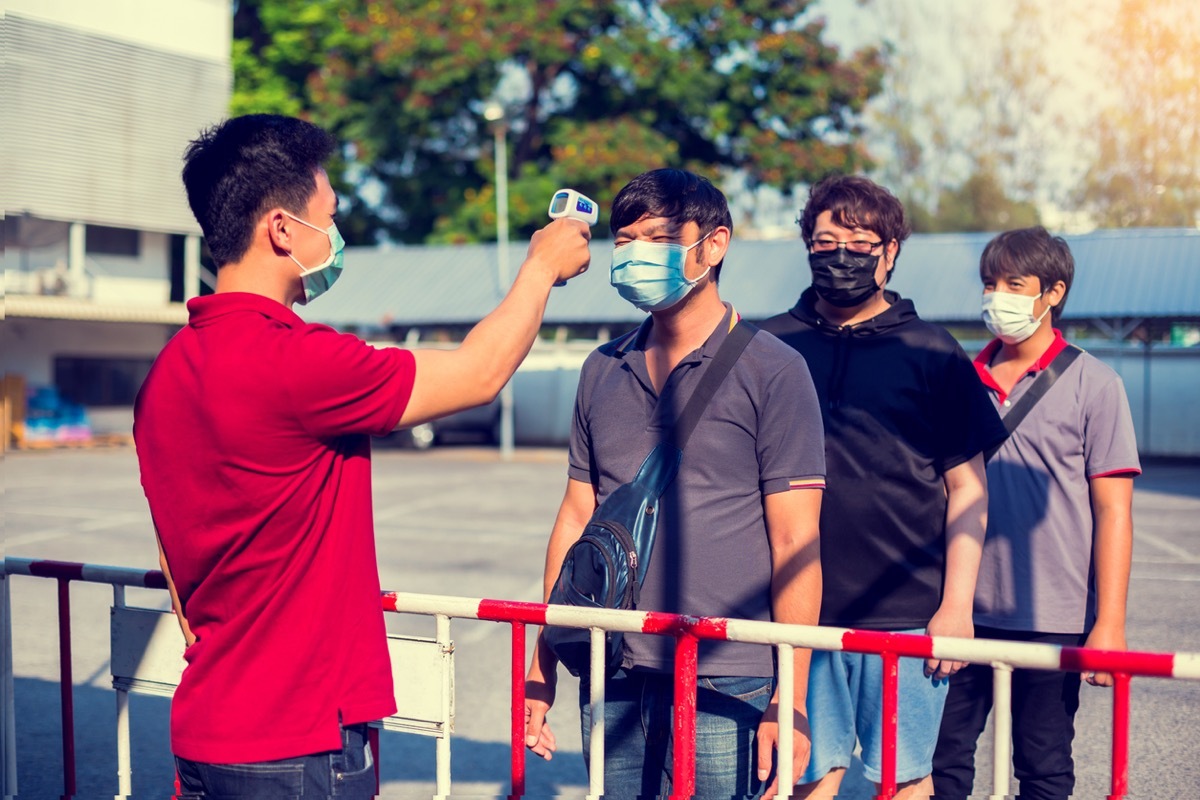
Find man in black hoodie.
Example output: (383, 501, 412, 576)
(760, 175, 1004, 799)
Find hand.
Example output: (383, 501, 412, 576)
(1082, 623, 1126, 687)
(524, 217, 592, 285)
(756, 703, 812, 799)
(924, 606, 973, 679)
(524, 659, 558, 760)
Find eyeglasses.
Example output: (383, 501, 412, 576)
(810, 237, 884, 255)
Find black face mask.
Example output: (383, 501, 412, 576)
(808, 249, 882, 308)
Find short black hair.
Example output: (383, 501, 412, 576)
(181, 114, 337, 266)
(979, 227, 1074, 322)
(610, 168, 733, 281)
(799, 174, 911, 273)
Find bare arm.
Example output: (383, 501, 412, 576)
(398, 219, 591, 427)
(524, 477, 598, 760)
(1083, 474, 1135, 686)
(925, 453, 988, 678)
(758, 487, 823, 797)
(155, 529, 195, 647)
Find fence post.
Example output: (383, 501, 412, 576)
(991, 663, 1014, 797)
(588, 628, 606, 799)
(2, 572, 16, 799)
(510, 621, 526, 797)
(1108, 673, 1132, 799)
(56, 578, 76, 798)
(879, 651, 899, 800)
(672, 633, 699, 797)
(776, 643, 795, 798)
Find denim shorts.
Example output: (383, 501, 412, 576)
(800, 637, 949, 786)
(175, 722, 375, 799)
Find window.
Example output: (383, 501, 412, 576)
(54, 356, 155, 406)
(85, 225, 140, 257)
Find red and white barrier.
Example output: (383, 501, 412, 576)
(6, 557, 1199, 799)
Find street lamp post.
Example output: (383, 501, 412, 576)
(484, 101, 515, 461)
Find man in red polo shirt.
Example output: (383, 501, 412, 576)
(133, 114, 590, 797)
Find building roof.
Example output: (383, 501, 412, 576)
(4, 294, 189, 325)
(299, 227, 1200, 328)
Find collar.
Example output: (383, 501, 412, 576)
(974, 329, 1068, 400)
(186, 292, 305, 329)
(620, 302, 740, 357)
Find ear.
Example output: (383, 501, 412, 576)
(1044, 278, 1067, 309)
(703, 226, 731, 266)
(265, 209, 293, 253)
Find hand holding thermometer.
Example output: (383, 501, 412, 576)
(548, 189, 599, 286)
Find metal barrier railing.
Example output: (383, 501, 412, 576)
(6, 557, 1200, 798)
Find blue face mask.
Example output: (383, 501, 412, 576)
(610, 233, 712, 312)
(284, 211, 345, 304)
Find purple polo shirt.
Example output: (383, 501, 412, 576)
(568, 304, 826, 676)
(972, 331, 1141, 634)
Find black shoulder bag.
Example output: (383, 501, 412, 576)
(544, 321, 757, 677)
(984, 344, 1083, 461)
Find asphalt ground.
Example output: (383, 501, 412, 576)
(5, 445, 1200, 798)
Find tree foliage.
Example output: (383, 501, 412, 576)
(1078, 0, 1200, 228)
(231, 0, 883, 244)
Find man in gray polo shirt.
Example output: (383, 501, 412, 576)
(522, 169, 827, 797)
(932, 227, 1141, 800)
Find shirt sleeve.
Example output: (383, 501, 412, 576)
(933, 341, 1007, 472)
(1084, 372, 1142, 478)
(757, 351, 826, 495)
(566, 352, 600, 486)
(281, 325, 416, 439)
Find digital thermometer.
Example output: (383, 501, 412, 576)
(548, 189, 599, 285)
(548, 189, 599, 226)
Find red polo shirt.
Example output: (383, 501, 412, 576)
(134, 292, 415, 763)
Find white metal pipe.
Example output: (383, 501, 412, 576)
(777, 643, 794, 797)
(991, 663, 1013, 799)
(116, 689, 132, 797)
(588, 628, 606, 799)
(435, 614, 452, 798)
(2, 574, 16, 799)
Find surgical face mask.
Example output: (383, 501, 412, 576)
(284, 211, 345, 304)
(610, 233, 712, 312)
(981, 291, 1051, 344)
(808, 248, 883, 308)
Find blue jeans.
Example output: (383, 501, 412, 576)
(175, 722, 375, 799)
(579, 669, 774, 799)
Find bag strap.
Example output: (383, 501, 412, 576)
(984, 343, 1083, 461)
(670, 320, 757, 451)
(630, 321, 757, 493)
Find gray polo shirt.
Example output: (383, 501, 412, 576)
(568, 304, 826, 676)
(972, 334, 1141, 634)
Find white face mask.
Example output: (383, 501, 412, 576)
(981, 291, 1051, 344)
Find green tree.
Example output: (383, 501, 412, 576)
(231, 0, 883, 244)
(920, 163, 1040, 233)
(1079, 0, 1200, 228)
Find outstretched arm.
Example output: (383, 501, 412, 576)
(399, 219, 591, 427)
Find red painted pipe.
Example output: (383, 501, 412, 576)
(671, 634, 699, 798)
(1109, 673, 1131, 799)
(511, 621, 526, 797)
(57, 578, 76, 797)
(879, 651, 899, 799)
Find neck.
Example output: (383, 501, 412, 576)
(214, 254, 302, 307)
(998, 321, 1057, 363)
(814, 288, 890, 327)
(647, 285, 726, 352)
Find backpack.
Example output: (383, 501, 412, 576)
(543, 321, 757, 677)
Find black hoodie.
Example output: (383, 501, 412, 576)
(761, 288, 1005, 629)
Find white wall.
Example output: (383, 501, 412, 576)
(0, 0, 230, 63)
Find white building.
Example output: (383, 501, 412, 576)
(1, 0, 230, 434)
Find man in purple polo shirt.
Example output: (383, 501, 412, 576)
(522, 169, 827, 797)
(932, 226, 1140, 800)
